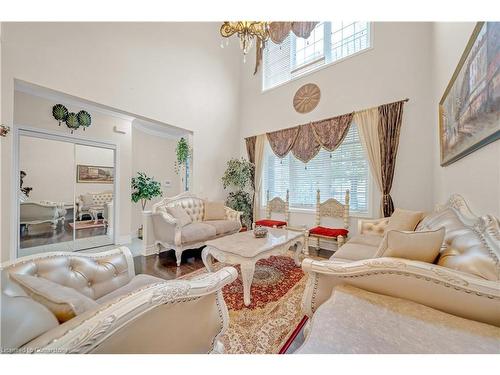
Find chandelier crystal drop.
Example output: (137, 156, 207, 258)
(220, 22, 270, 57)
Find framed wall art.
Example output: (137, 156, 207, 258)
(439, 22, 500, 166)
(77, 165, 114, 184)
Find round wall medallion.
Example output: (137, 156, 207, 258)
(293, 83, 321, 114)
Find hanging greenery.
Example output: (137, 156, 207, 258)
(131, 172, 163, 211)
(221, 158, 255, 228)
(52, 104, 68, 126)
(175, 137, 191, 174)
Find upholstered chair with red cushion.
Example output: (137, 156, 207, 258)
(309, 189, 350, 251)
(254, 190, 290, 229)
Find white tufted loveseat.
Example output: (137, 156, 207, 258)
(298, 194, 500, 353)
(1, 247, 237, 353)
(76, 191, 113, 221)
(148, 192, 242, 266)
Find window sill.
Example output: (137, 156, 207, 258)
(260, 206, 375, 219)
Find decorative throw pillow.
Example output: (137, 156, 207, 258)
(204, 201, 226, 221)
(167, 206, 192, 227)
(375, 227, 446, 263)
(385, 208, 424, 233)
(10, 273, 99, 323)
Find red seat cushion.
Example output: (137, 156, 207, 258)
(255, 219, 287, 228)
(309, 226, 349, 238)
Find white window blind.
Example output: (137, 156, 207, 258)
(262, 124, 370, 213)
(263, 22, 371, 91)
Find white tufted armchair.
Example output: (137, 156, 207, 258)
(1, 247, 237, 353)
(146, 192, 242, 266)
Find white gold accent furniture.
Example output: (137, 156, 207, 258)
(1, 247, 237, 353)
(202, 228, 307, 306)
(76, 191, 113, 221)
(145, 192, 242, 266)
(309, 189, 350, 250)
(298, 194, 500, 353)
(20, 201, 67, 232)
(254, 189, 290, 228)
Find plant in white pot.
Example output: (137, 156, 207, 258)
(131, 172, 162, 239)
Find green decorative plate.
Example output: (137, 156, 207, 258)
(52, 104, 68, 125)
(77, 110, 92, 130)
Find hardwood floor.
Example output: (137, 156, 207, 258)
(133, 247, 207, 280)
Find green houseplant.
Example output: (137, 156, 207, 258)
(221, 158, 254, 228)
(131, 172, 162, 238)
(175, 137, 191, 191)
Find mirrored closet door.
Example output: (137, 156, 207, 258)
(17, 131, 115, 257)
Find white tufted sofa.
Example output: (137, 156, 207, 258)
(298, 194, 500, 353)
(147, 192, 242, 266)
(1, 247, 237, 353)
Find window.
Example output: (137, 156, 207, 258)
(262, 124, 370, 214)
(263, 22, 371, 91)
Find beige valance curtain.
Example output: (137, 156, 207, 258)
(266, 113, 354, 163)
(254, 22, 319, 74)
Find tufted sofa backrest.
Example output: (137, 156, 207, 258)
(153, 193, 205, 222)
(1, 247, 135, 300)
(417, 207, 500, 281)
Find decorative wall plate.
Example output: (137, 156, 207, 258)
(293, 83, 321, 114)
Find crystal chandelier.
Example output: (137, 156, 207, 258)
(220, 22, 269, 61)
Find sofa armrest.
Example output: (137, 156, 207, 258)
(301, 257, 500, 327)
(151, 212, 181, 246)
(357, 217, 389, 236)
(224, 206, 242, 224)
(22, 267, 238, 354)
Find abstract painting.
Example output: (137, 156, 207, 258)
(77, 165, 114, 183)
(439, 22, 500, 166)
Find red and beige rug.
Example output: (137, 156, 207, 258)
(180, 253, 308, 354)
(69, 219, 106, 230)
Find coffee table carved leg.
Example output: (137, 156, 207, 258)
(293, 239, 304, 266)
(201, 247, 216, 272)
(240, 262, 256, 307)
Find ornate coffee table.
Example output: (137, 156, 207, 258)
(202, 228, 308, 307)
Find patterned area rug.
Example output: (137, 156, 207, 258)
(69, 219, 106, 230)
(180, 253, 307, 354)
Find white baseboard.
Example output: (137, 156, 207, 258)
(142, 243, 158, 257)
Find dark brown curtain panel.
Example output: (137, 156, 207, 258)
(378, 101, 405, 217)
(245, 136, 257, 164)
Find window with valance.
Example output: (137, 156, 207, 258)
(262, 124, 370, 214)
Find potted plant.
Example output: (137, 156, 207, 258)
(131, 172, 162, 239)
(175, 137, 191, 191)
(221, 158, 254, 229)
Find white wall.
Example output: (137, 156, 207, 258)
(131, 126, 181, 233)
(239, 22, 435, 234)
(431, 23, 500, 218)
(1, 22, 242, 261)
